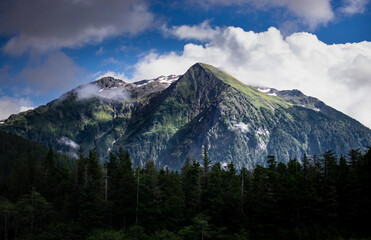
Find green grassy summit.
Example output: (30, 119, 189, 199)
(198, 63, 291, 109)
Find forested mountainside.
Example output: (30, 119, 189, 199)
(0, 130, 74, 180)
(1, 63, 370, 169)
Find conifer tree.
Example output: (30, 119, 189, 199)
(181, 159, 201, 223)
(16, 188, 50, 234)
(203, 163, 223, 227)
(78, 149, 104, 232)
(158, 169, 184, 231)
(115, 149, 136, 228)
(202, 145, 210, 175)
(347, 148, 361, 167)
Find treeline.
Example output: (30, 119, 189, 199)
(0, 130, 75, 180)
(0, 146, 370, 240)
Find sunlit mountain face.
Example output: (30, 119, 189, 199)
(2, 63, 370, 169)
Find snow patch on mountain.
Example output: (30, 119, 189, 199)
(230, 121, 250, 133)
(257, 141, 267, 151)
(157, 74, 180, 83)
(300, 104, 321, 112)
(135, 80, 153, 87)
(134, 74, 180, 87)
(258, 87, 279, 97)
(256, 127, 270, 137)
(258, 88, 271, 93)
(256, 127, 270, 151)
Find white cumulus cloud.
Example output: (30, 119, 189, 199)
(0, 96, 34, 120)
(129, 24, 371, 128)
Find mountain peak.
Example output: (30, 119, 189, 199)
(1, 63, 371, 170)
(190, 62, 246, 88)
(193, 62, 215, 68)
(93, 77, 126, 88)
(190, 62, 223, 73)
(185, 62, 232, 82)
(278, 89, 305, 97)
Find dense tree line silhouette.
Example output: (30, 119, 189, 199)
(0, 132, 370, 239)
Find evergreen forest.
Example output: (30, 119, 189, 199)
(0, 131, 370, 240)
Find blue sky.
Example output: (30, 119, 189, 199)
(0, 0, 371, 127)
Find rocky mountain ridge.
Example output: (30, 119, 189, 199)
(1, 63, 370, 169)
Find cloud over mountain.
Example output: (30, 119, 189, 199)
(76, 83, 128, 102)
(0, 96, 33, 120)
(131, 23, 371, 128)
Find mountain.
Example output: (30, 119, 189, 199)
(1, 63, 370, 169)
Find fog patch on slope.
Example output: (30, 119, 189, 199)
(76, 84, 128, 102)
(58, 136, 79, 149)
(57, 136, 79, 158)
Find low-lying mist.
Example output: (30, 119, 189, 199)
(76, 83, 129, 102)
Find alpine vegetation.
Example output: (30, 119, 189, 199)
(1, 63, 370, 169)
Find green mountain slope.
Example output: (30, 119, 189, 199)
(1, 63, 370, 169)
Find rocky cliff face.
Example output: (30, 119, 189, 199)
(1, 63, 370, 169)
